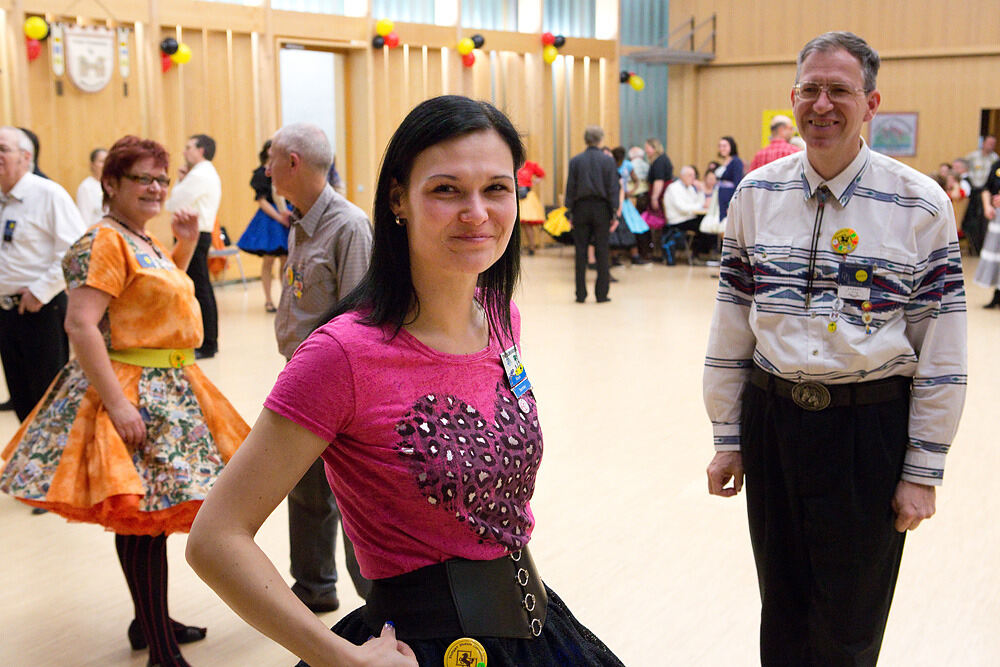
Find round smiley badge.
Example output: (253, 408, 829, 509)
(831, 228, 859, 254)
(444, 638, 487, 667)
(854, 269, 869, 282)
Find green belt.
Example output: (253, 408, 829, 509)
(107, 347, 196, 368)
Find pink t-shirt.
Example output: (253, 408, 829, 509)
(264, 303, 542, 580)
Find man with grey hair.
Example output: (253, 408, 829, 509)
(269, 122, 373, 610)
(564, 125, 619, 302)
(0, 127, 86, 422)
(705, 32, 966, 664)
(748, 114, 801, 172)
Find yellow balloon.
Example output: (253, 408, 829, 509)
(24, 16, 48, 41)
(375, 19, 394, 37)
(542, 45, 558, 64)
(629, 74, 645, 91)
(170, 43, 192, 65)
(457, 38, 475, 56)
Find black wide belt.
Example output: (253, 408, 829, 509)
(361, 548, 547, 641)
(749, 366, 910, 411)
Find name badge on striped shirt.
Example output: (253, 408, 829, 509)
(837, 261, 873, 301)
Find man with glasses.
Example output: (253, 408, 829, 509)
(166, 134, 221, 358)
(0, 127, 85, 422)
(704, 32, 967, 664)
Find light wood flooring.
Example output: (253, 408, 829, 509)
(1, 249, 998, 666)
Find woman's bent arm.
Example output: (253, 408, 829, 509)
(186, 408, 416, 667)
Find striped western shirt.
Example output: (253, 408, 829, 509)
(703, 140, 967, 484)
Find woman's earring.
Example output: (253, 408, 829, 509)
(395, 215, 405, 226)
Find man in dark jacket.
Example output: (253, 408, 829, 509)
(565, 125, 619, 303)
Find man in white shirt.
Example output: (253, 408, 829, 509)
(0, 127, 86, 421)
(166, 134, 221, 358)
(704, 32, 966, 664)
(663, 165, 710, 260)
(75, 147, 106, 226)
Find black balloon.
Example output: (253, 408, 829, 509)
(553, 35, 566, 48)
(372, 35, 385, 48)
(471, 34, 485, 49)
(160, 37, 179, 55)
(620, 70, 630, 83)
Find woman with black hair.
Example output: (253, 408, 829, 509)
(187, 95, 623, 666)
(714, 136, 744, 223)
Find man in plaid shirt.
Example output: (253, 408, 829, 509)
(748, 115, 801, 172)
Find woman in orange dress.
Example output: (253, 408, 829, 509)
(0, 136, 249, 667)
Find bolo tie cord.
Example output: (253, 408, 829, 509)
(804, 186, 829, 309)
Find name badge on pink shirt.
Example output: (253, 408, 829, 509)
(500, 345, 531, 398)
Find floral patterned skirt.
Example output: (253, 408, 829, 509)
(0, 358, 249, 535)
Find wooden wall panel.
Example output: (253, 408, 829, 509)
(668, 0, 1000, 176)
(1, 1, 620, 278)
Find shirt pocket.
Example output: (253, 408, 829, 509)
(839, 251, 912, 330)
(751, 237, 797, 304)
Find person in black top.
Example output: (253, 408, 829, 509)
(565, 126, 619, 303)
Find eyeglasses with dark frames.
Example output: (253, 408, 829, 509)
(123, 173, 171, 188)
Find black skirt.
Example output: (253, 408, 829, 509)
(295, 586, 623, 667)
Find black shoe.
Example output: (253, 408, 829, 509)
(194, 348, 216, 359)
(575, 297, 586, 303)
(587, 262, 597, 270)
(631, 257, 649, 265)
(129, 619, 207, 651)
(596, 297, 611, 303)
(31, 507, 48, 515)
(984, 291, 1000, 309)
(0, 399, 13, 411)
(609, 275, 618, 283)
(292, 583, 340, 613)
(611, 257, 623, 267)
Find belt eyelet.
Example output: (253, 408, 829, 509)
(523, 592, 536, 611)
(531, 618, 542, 637)
(510, 549, 522, 562)
(516, 567, 529, 587)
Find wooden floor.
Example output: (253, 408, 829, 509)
(1, 249, 998, 666)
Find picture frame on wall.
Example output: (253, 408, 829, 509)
(869, 112, 918, 157)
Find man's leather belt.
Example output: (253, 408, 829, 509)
(749, 366, 909, 411)
(0, 294, 21, 311)
(362, 547, 547, 640)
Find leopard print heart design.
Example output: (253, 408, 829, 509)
(393, 385, 542, 549)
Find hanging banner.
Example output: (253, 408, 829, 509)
(49, 23, 65, 76)
(65, 25, 115, 93)
(117, 27, 130, 79)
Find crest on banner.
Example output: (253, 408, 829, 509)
(65, 25, 115, 93)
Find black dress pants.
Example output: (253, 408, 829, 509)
(289, 458, 370, 600)
(186, 232, 218, 354)
(740, 378, 909, 666)
(571, 198, 611, 302)
(0, 291, 69, 422)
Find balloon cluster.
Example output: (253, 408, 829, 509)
(619, 70, 645, 91)
(540, 32, 566, 65)
(457, 34, 484, 68)
(372, 19, 399, 49)
(160, 37, 192, 72)
(23, 16, 50, 62)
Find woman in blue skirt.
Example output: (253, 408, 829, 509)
(237, 140, 290, 312)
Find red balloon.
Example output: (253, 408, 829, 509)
(25, 37, 41, 61)
(541, 32, 555, 46)
(384, 32, 400, 48)
(461, 52, 475, 68)
(161, 51, 173, 72)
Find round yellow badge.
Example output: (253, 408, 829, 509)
(169, 350, 186, 368)
(854, 269, 868, 282)
(831, 228, 859, 254)
(827, 321, 837, 332)
(444, 637, 487, 667)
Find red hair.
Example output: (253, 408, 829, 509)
(101, 136, 169, 206)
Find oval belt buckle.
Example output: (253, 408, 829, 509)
(791, 381, 831, 411)
(444, 637, 487, 667)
